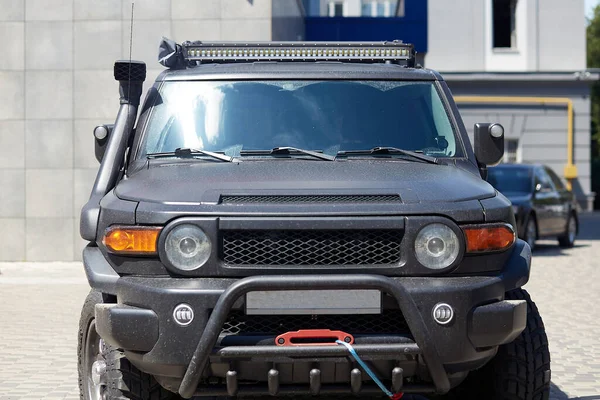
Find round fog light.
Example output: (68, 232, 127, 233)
(173, 303, 194, 326)
(432, 303, 454, 325)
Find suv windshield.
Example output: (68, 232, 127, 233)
(488, 167, 533, 194)
(139, 80, 459, 159)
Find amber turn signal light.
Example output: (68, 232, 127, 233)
(103, 226, 161, 254)
(462, 224, 515, 253)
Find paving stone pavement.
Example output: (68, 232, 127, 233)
(0, 214, 599, 399)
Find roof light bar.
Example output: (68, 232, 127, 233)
(181, 41, 415, 65)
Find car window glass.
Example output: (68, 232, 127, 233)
(544, 167, 566, 191)
(487, 167, 532, 193)
(139, 80, 459, 158)
(535, 168, 554, 191)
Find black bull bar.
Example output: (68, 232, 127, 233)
(178, 274, 450, 398)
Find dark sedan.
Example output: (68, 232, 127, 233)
(487, 164, 578, 249)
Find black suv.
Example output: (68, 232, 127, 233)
(488, 163, 578, 250)
(78, 40, 550, 400)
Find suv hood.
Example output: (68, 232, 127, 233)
(116, 160, 495, 204)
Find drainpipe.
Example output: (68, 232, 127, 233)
(454, 96, 576, 190)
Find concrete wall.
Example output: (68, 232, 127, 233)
(0, 0, 304, 262)
(427, 0, 585, 72)
(426, 0, 486, 71)
(272, 0, 305, 40)
(447, 79, 592, 208)
(536, 0, 586, 71)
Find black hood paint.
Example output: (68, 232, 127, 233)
(116, 160, 495, 205)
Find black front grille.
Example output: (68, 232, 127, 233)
(221, 230, 402, 265)
(221, 310, 408, 335)
(220, 194, 401, 204)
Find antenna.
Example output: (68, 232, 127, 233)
(128, 0, 135, 106)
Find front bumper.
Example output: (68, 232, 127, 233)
(87, 239, 531, 398)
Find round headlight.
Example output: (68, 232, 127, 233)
(414, 223, 460, 270)
(164, 224, 211, 271)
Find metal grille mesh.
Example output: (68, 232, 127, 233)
(220, 194, 401, 204)
(221, 310, 409, 335)
(221, 230, 402, 265)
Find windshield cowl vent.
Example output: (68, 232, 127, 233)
(220, 194, 402, 204)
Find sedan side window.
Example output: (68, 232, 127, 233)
(534, 168, 554, 193)
(544, 167, 566, 191)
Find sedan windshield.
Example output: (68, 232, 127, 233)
(139, 80, 459, 159)
(488, 167, 533, 194)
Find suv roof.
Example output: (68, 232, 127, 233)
(158, 62, 442, 82)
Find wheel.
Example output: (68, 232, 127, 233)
(441, 289, 551, 400)
(558, 213, 577, 248)
(78, 290, 180, 400)
(523, 215, 537, 250)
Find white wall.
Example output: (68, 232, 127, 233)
(426, 0, 486, 71)
(536, 0, 586, 70)
(427, 0, 586, 72)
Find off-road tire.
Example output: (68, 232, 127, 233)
(442, 289, 551, 400)
(557, 213, 577, 248)
(78, 290, 180, 400)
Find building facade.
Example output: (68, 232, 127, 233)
(0, 0, 593, 261)
(307, 0, 595, 210)
(0, 0, 305, 262)
(429, 0, 595, 211)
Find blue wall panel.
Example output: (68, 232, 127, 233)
(304, 0, 427, 53)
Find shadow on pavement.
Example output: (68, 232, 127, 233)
(532, 243, 589, 257)
(529, 212, 600, 257)
(550, 382, 600, 399)
(576, 212, 600, 241)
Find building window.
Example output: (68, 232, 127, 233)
(360, 1, 397, 17)
(545, 167, 566, 191)
(493, 0, 517, 48)
(328, 1, 344, 17)
(503, 138, 520, 163)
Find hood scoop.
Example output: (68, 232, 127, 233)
(220, 194, 402, 205)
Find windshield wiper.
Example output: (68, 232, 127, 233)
(240, 147, 336, 161)
(337, 147, 440, 164)
(147, 148, 233, 162)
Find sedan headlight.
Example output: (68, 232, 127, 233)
(164, 224, 211, 271)
(414, 223, 460, 270)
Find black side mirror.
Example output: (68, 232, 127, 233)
(94, 124, 114, 163)
(474, 123, 504, 166)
